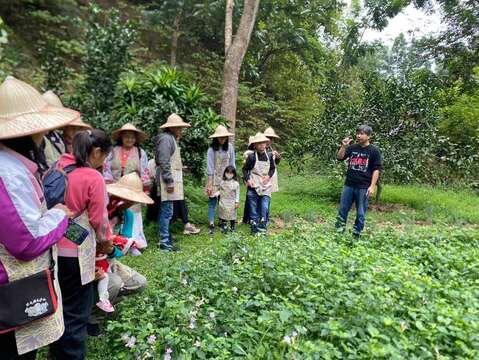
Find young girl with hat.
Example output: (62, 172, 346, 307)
(206, 125, 236, 234)
(242, 132, 276, 234)
(218, 166, 240, 233)
(104, 123, 149, 249)
(0, 76, 77, 359)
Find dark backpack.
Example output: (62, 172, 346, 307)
(43, 162, 77, 209)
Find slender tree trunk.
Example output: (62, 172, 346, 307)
(170, 15, 181, 67)
(221, 0, 260, 137)
(225, 0, 234, 55)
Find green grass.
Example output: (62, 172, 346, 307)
(381, 184, 479, 224)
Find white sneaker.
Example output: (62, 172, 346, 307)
(183, 223, 201, 235)
(96, 299, 114, 313)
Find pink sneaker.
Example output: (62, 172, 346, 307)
(96, 299, 114, 313)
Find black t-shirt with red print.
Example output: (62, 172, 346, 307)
(340, 144, 382, 188)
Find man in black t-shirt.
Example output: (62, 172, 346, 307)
(335, 125, 382, 238)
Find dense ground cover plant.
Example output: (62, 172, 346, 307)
(101, 223, 479, 359)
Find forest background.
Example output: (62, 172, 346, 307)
(0, 0, 477, 187)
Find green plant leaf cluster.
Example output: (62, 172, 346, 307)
(101, 224, 479, 359)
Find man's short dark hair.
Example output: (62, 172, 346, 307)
(357, 124, 373, 136)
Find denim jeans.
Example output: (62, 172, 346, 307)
(158, 201, 173, 244)
(247, 188, 271, 233)
(335, 185, 369, 235)
(208, 197, 218, 223)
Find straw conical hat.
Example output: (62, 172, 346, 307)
(111, 123, 147, 142)
(42, 90, 64, 108)
(42, 90, 92, 130)
(264, 127, 280, 139)
(248, 136, 255, 146)
(0, 76, 80, 140)
(209, 124, 234, 139)
(106, 173, 154, 205)
(250, 132, 269, 144)
(160, 113, 191, 129)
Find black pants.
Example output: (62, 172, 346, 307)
(49, 257, 94, 360)
(0, 331, 37, 360)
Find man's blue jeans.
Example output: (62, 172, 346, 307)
(158, 201, 173, 244)
(247, 188, 271, 233)
(208, 197, 218, 223)
(335, 186, 369, 235)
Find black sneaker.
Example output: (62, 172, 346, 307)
(159, 243, 180, 252)
(208, 223, 215, 235)
(352, 231, 360, 239)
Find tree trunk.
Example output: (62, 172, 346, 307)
(170, 15, 181, 67)
(221, 0, 260, 137)
(225, 0, 234, 55)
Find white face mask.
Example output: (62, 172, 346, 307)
(225, 174, 234, 180)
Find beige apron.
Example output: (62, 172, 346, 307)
(212, 150, 231, 194)
(110, 146, 142, 180)
(160, 140, 184, 201)
(251, 151, 273, 197)
(0, 208, 64, 354)
(74, 212, 97, 285)
(218, 180, 239, 221)
(267, 147, 279, 193)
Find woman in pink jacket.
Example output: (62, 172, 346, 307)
(49, 129, 114, 360)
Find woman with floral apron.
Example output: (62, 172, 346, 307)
(243, 132, 276, 234)
(0, 76, 77, 359)
(206, 125, 235, 234)
(104, 123, 149, 249)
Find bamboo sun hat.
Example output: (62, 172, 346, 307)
(0, 76, 80, 140)
(106, 173, 154, 205)
(42, 90, 92, 130)
(248, 135, 255, 146)
(160, 113, 191, 129)
(111, 123, 147, 143)
(264, 127, 280, 139)
(209, 124, 234, 139)
(250, 132, 270, 144)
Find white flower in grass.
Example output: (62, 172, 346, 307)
(195, 298, 205, 307)
(232, 287, 238, 293)
(147, 335, 157, 344)
(189, 319, 196, 329)
(194, 340, 201, 348)
(181, 278, 188, 286)
(209, 312, 215, 319)
(283, 335, 292, 345)
(121, 333, 130, 343)
(125, 336, 136, 348)
(292, 331, 298, 338)
(164, 348, 173, 360)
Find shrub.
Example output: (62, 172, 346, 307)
(113, 66, 225, 182)
(72, 4, 136, 127)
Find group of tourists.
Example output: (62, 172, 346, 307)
(0, 74, 381, 360)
